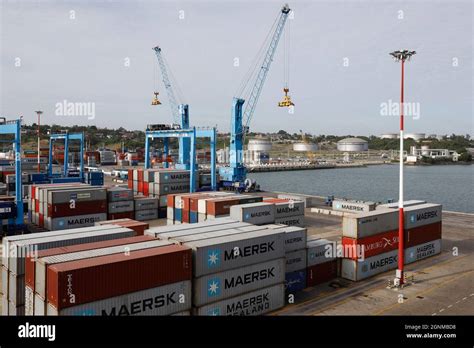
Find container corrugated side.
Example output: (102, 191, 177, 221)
(404, 203, 442, 229)
(194, 283, 285, 316)
(341, 249, 398, 281)
(193, 258, 285, 307)
(342, 209, 398, 239)
(307, 239, 336, 266)
(185, 229, 285, 277)
(266, 225, 307, 252)
(47, 245, 192, 310)
(47, 213, 108, 230)
(274, 200, 305, 218)
(171, 225, 269, 244)
(108, 201, 134, 213)
(35, 239, 173, 299)
(274, 215, 305, 227)
(404, 239, 441, 264)
(145, 217, 237, 237)
(376, 200, 426, 210)
(9, 227, 136, 275)
(47, 280, 191, 316)
(285, 270, 306, 293)
(285, 249, 307, 272)
(306, 260, 338, 287)
(229, 202, 275, 225)
(8, 273, 24, 304)
(155, 222, 250, 240)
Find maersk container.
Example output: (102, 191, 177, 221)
(342, 209, 399, 239)
(47, 280, 192, 316)
(35, 239, 173, 300)
(108, 201, 134, 214)
(341, 249, 398, 281)
(307, 239, 336, 267)
(2, 224, 124, 268)
(185, 229, 285, 277)
(332, 200, 375, 213)
(285, 249, 307, 273)
(47, 188, 107, 204)
(135, 197, 159, 211)
(47, 213, 107, 230)
(375, 200, 426, 210)
(145, 218, 238, 237)
(274, 215, 305, 227)
(194, 283, 285, 316)
(193, 258, 285, 307)
(8, 227, 136, 275)
(230, 202, 275, 225)
(154, 182, 190, 195)
(266, 225, 307, 252)
(285, 270, 306, 293)
(404, 203, 442, 229)
(47, 245, 192, 310)
(107, 187, 134, 202)
(155, 222, 250, 240)
(134, 209, 158, 221)
(171, 225, 269, 245)
(153, 170, 190, 184)
(274, 200, 305, 218)
(404, 239, 441, 264)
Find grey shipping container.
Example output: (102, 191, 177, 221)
(375, 200, 427, 210)
(185, 229, 285, 277)
(341, 249, 398, 281)
(404, 239, 441, 264)
(47, 280, 191, 316)
(342, 209, 399, 239)
(193, 258, 285, 307)
(154, 170, 190, 184)
(134, 197, 159, 211)
(285, 249, 307, 272)
(274, 215, 305, 227)
(153, 182, 190, 195)
(8, 227, 135, 275)
(156, 222, 251, 240)
(332, 200, 375, 213)
(47, 188, 107, 204)
(108, 201, 134, 213)
(107, 187, 134, 202)
(404, 203, 442, 229)
(266, 225, 307, 252)
(46, 213, 107, 230)
(274, 201, 305, 218)
(134, 209, 158, 221)
(307, 239, 336, 267)
(170, 225, 270, 245)
(194, 283, 285, 316)
(145, 218, 238, 237)
(230, 202, 275, 225)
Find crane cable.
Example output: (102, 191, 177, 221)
(284, 17, 291, 90)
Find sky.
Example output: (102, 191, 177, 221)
(0, 0, 472, 136)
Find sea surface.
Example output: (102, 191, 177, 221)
(248, 164, 474, 213)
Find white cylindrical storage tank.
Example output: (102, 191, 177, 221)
(380, 133, 398, 139)
(421, 145, 430, 156)
(404, 133, 425, 141)
(293, 143, 318, 152)
(337, 138, 368, 152)
(247, 139, 272, 152)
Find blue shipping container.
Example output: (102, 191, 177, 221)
(285, 270, 307, 293)
(0, 201, 16, 219)
(190, 211, 198, 224)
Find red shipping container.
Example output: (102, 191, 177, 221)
(143, 183, 149, 196)
(25, 235, 154, 289)
(182, 194, 207, 223)
(107, 211, 135, 220)
(35, 200, 40, 213)
(405, 222, 442, 248)
(342, 229, 398, 260)
(167, 194, 180, 208)
(137, 181, 144, 194)
(137, 169, 144, 182)
(306, 260, 338, 287)
(47, 200, 107, 218)
(262, 198, 289, 203)
(39, 214, 44, 227)
(47, 245, 192, 310)
(206, 198, 240, 216)
(128, 179, 133, 190)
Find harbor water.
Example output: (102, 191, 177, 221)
(249, 164, 474, 213)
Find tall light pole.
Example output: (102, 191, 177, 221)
(35, 111, 43, 173)
(389, 50, 416, 285)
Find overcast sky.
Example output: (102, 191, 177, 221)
(0, 0, 472, 136)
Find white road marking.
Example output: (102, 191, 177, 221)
(447, 305, 453, 308)
(432, 313, 437, 316)
(439, 308, 445, 313)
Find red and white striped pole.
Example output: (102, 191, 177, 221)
(389, 50, 415, 286)
(35, 110, 43, 173)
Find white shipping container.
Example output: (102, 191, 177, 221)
(8, 301, 24, 316)
(34, 294, 46, 316)
(186, 229, 285, 277)
(307, 239, 336, 267)
(193, 258, 285, 306)
(274, 215, 305, 227)
(145, 218, 238, 238)
(404, 239, 441, 264)
(285, 249, 307, 273)
(1, 294, 8, 315)
(8, 273, 24, 305)
(229, 202, 275, 225)
(404, 204, 442, 229)
(25, 285, 34, 316)
(47, 213, 108, 231)
(171, 225, 269, 245)
(194, 283, 285, 316)
(1, 266, 8, 297)
(47, 280, 192, 316)
(274, 200, 305, 218)
(342, 209, 399, 239)
(332, 200, 375, 213)
(266, 225, 307, 252)
(341, 249, 398, 281)
(375, 200, 426, 210)
(155, 222, 250, 240)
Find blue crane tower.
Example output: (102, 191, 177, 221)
(152, 46, 190, 169)
(219, 3, 292, 190)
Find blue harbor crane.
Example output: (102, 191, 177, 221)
(152, 46, 190, 169)
(219, 3, 292, 190)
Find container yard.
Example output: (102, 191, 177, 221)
(0, 0, 472, 346)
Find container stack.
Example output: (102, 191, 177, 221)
(263, 197, 306, 226)
(340, 203, 442, 281)
(107, 187, 135, 220)
(1, 224, 137, 315)
(134, 196, 160, 221)
(306, 238, 338, 287)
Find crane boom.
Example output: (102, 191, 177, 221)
(153, 46, 180, 124)
(242, 4, 291, 134)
